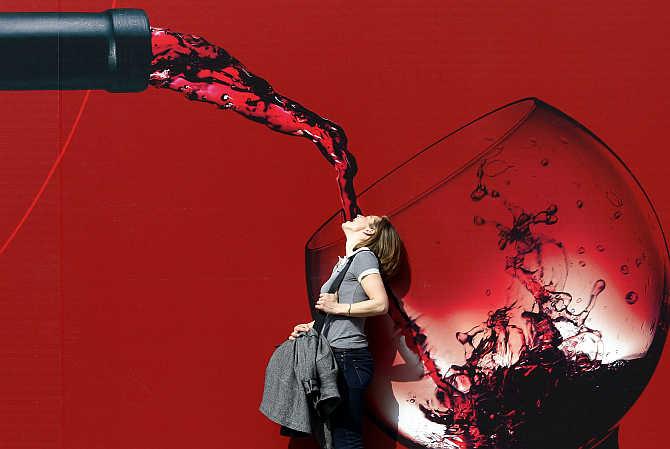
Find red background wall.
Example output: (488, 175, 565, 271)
(0, 1, 668, 448)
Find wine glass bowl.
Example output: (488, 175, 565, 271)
(305, 98, 669, 449)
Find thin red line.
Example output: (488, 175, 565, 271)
(0, 90, 92, 256)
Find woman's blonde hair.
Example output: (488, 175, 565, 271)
(353, 215, 403, 279)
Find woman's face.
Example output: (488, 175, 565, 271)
(342, 214, 380, 233)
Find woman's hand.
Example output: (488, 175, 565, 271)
(288, 321, 313, 340)
(315, 292, 345, 315)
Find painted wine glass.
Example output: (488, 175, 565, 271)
(305, 98, 669, 449)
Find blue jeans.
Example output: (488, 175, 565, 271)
(330, 346, 375, 449)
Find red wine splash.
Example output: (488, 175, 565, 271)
(148, 27, 361, 220)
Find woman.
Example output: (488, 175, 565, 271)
(288, 214, 403, 449)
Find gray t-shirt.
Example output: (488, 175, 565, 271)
(319, 247, 381, 349)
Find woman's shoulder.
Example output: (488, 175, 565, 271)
(350, 249, 380, 279)
(354, 248, 379, 262)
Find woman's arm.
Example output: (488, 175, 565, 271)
(315, 273, 389, 317)
(350, 273, 389, 316)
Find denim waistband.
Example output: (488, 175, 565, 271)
(331, 346, 370, 354)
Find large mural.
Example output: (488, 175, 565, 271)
(0, 2, 668, 449)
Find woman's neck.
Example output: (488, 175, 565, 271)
(345, 239, 361, 256)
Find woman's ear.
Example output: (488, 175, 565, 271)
(363, 226, 375, 236)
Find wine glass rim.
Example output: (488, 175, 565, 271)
(305, 95, 670, 270)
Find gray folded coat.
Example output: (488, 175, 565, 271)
(259, 326, 340, 449)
